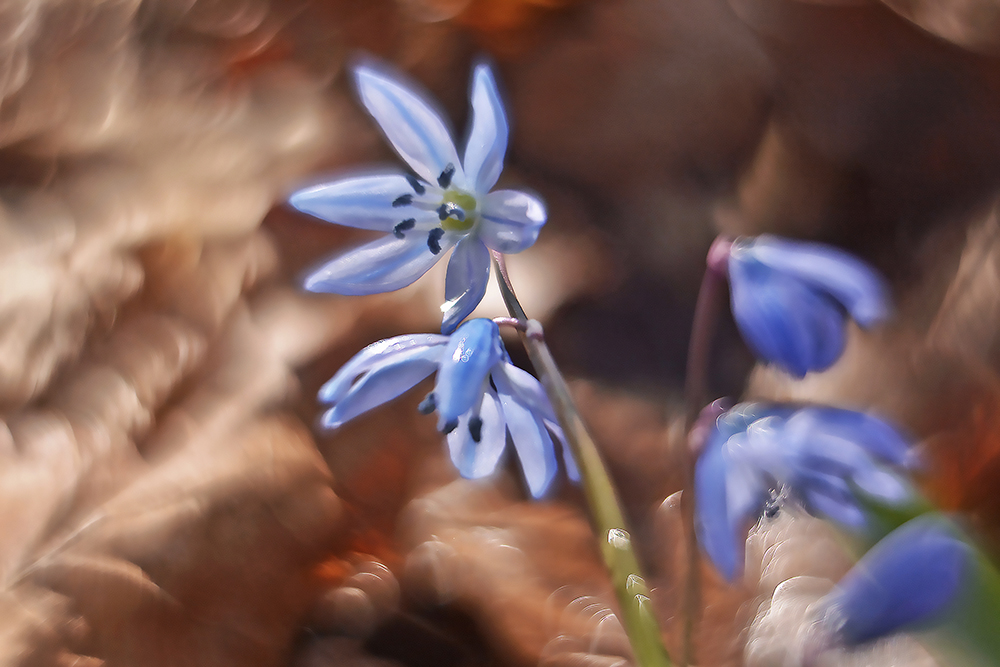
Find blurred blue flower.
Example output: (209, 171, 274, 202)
(290, 60, 546, 333)
(319, 318, 576, 497)
(726, 235, 890, 377)
(695, 403, 915, 580)
(821, 516, 970, 645)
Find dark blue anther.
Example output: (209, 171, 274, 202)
(406, 175, 426, 195)
(392, 194, 413, 207)
(393, 218, 416, 239)
(469, 416, 483, 443)
(437, 163, 455, 189)
(442, 419, 459, 434)
(436, 203, 465, 222)
(418, 392, 437, 414)
(427, 228, 445, 254)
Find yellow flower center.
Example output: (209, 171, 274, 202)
(440, 189, 478, 232)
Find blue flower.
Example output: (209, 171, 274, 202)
(318, 318, 577, 497)
(821, 516, 970, 645)
(725, 235, 890, 377)
(694, 403, 915, 580)
(290, 60, 546, 333)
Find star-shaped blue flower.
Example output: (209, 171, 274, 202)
(694, 403, 915, 580)
(821, 516, 970, 645)
(318, 318, 577, 497)
(290, 60, 546, 333)
(725, 236, 890, 377)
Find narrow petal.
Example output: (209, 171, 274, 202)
(695, 439, 741, 581)
(728, 255, 845, 377)
(446, 387, 506, 478)
(478, 190, 547, 254)
(747, 236, 891, 328)
(825, 517, 970, 645)
(493, 370, 558, 497)
(495, 361, 558, 423)
(434, 319, 505, 425)
(463, 64, 508, 194)
(354, 64, 465, 186)
(320, 350, 441, 428)
(319, 334, 446, 403)
(289, 173, 437, 231)
(546, 419, 581, 482)
(305, 232, 457, 296)
(791, 407, 914, 467)
(441, 236, 491, 334)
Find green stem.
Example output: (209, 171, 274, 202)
(491, 251, 672, 667)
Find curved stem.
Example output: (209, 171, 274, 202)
(491, 251, 672, 667)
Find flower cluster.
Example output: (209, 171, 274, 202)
(290, 61, 546, 333)
(718, 235, 890, 378)
(319, 318, 577, 497)
(694, 403, 915, 580)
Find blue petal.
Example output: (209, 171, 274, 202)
(446, 387, 506, 478)
(305, 232, 457, 295)
(462, 64, 508, 194)
(320, 346, 444, 428)
(319, 334, 447, 403)
(695, 438, 740, 580)
(826, 516, 970, 644)
(747, 236, 890, 328)
(792, 407, 914, 467)
(478, 190, 547, 254)
(728, 252, 845, 377)
(493, 368, 558, 498)
(354, 64, 465, 187)
(434, 319, 505, 426)
(494, 361, 558, 423)
(441, 236, 491, 334)
(289, 173, 438, 231)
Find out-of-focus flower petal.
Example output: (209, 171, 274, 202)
(318, 334, 447, 403)
(447, 387, 506, 478)
(478, 190, 547, 254)
(434, 318, 504, 426)
(748, 236, 890, 328)
(289, 173, 438, 231)
(354, 64, 464, 186)
(695, 435, 741, 581)
(789, 407, 915, 468)
(823, 517, 970, 645)
(441, 236, 491, 334)
(463, 63, 508, 195)
(320, 347, 444, 428)
(728, 256, 845, 377)
(305, 233, 458, 296)
(495, 361, 558, 423)
(493, 369, 557, 497)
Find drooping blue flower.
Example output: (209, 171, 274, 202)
(821, 516, 970, 645)
(694, 403, 915, 580)
(725, 235, 891, 377)
(290, 60, 546, 333)
(318, 318, 577, 497)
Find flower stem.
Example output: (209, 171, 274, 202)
(491, 251, 672, 667)
(679, 235, 732, 666)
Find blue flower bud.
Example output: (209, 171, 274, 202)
(726, 236, 890, 377)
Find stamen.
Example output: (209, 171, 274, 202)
(468, 416, 483, 443)
(392, 194, 413, 207)
(418, 393, 437, 414)
(442, 419, 459, 434)
(436, 203, 465, 222)
(427, 228, 445, 254)
(437, 163, 456, 189)
(393, 218, 416, 239)
(406, 174, 426, 195)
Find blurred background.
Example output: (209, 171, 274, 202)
(3, 0, 1000, 664)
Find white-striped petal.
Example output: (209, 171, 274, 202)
(289, 173, 437, 231)
(493, 369, 557, 497)
(463, 64, 508, 194)
(318, 335, 447, 403)
(305, 232, 458, 296)
(446, 387, 507, 479)
(321, 349, 442, 428)
(434, 319, 504, 427)
(478, 190, 546, 254)
(354, 65, 465, 187)
(441, 236, 491, 334)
